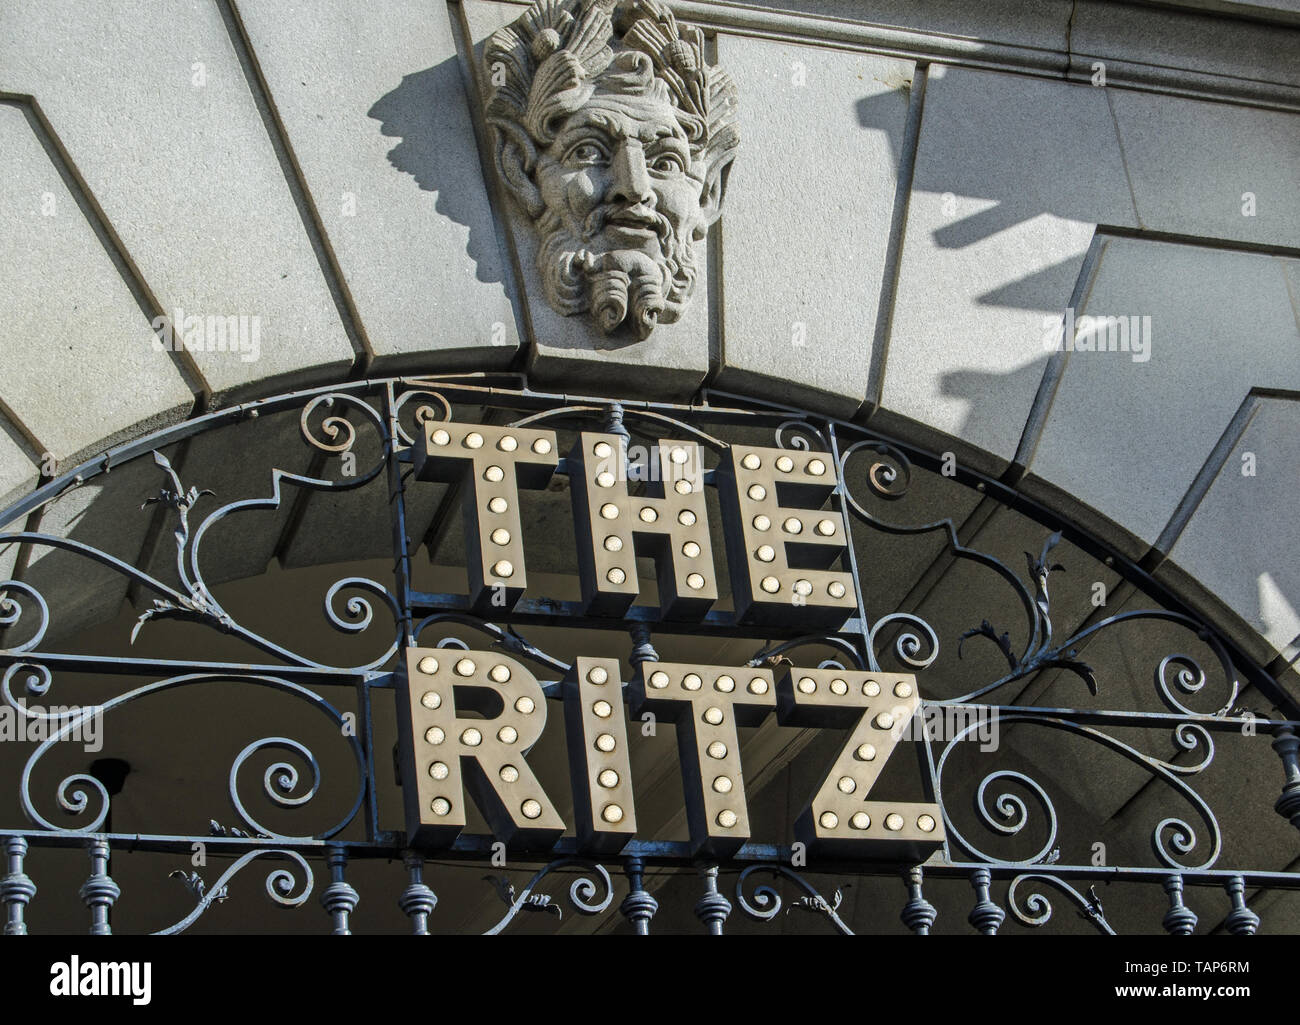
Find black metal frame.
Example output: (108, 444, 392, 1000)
(0, 373, 1294, 935)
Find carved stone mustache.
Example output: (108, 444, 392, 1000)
(583, 203, 673, 243)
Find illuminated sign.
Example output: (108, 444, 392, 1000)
(413, 421, 858, 623)
(398, 420, 943, 858)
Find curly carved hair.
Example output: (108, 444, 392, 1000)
(484, 0, 739, 218)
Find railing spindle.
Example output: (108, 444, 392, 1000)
(619, 854, 658, 935)
(967, 867, 1004, 935)
(900, 865, 937, 935)
(80, 837, 119, 936)
(321, 846, 360, 935)
(398, 850, 437, 935)
(1223, 875, 1259, 936)
(1, 837, 36, 935)
(694, 863, 731, 935)
(1162, 874, 1197, 935)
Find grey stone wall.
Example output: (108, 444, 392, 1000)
(0, 0, 1297, 682)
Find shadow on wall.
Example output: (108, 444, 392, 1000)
(854, 89, 1100, 313)
(368, 57, 504, 286)
(938, 356, 1050, 460)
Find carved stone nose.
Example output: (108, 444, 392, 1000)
(608, 141, 654, 207)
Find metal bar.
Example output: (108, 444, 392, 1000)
(407, 589, 870, 639)
(0, 651, 374, 682)
(2, 828, 1298, 889)
(827, 420, 875, 669)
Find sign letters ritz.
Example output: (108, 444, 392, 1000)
(397, 418, 944, 859)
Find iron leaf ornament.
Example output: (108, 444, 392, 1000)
(958, 532, 1099, 696)
(131, 451, 232, 643)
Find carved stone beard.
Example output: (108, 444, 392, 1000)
(535, 205, 701, 340)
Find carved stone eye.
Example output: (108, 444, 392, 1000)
(567, 142, 608, 166)
(649, 152, 684, 174)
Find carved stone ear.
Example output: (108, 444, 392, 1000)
(493, 121, 544, 219)
(696, 153, 735, 235)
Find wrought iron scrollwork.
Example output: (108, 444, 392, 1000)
(1007, 874, 1115, 934)
(13, 672, 365, 840)
(935, 714, 1221, 871)
(735, 864, 854, 935)
(481, 858, 614, 934)
(153, 850, 314, 935)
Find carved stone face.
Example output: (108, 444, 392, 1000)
(536, 91, 704, 264)
(484, 0, 739, 341)
(532, 83, 706, 338)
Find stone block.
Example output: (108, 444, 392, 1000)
(1024, 240, 1300, 558)
(234, 0, 521, 372)
(0, 103, 195, 469)
(877, 65, 1137, 473)
(1159, 396, 1300, 668)
(0, 0, 355, 401)
(712, 35, 913, 417)
(1108, 87, 1300, 249)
